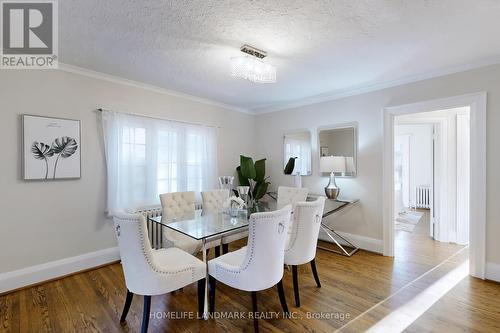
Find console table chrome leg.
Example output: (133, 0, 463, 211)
(318, 223, 359, 257)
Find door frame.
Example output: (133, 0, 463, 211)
(382, 92, 486, 279)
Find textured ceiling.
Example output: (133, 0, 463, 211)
(60, 0, 500, 113)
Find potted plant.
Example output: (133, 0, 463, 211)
(236, 155, 270, 210)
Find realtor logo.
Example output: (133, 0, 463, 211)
(1, 0, 58, 68)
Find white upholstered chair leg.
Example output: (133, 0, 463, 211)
(113, 213, 206, 332)
(284, 197, 326, 307)
(208, 205, 292, 332)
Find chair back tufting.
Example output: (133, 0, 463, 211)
(285, 197, 325, 265)
(160, 191, 196, 221)
(277, 186, 309, 210)
(201, 189, 230, 214)
(236, 205, 292, 291)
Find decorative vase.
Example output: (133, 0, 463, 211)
(229, 206, 239, 217)
(219, 176, 234, 191)
(237, 185, 250, 207)
(294, 173, 302, 188)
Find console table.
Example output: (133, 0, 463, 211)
(267, 192, 360, 256)
(314, 197, 360, 257)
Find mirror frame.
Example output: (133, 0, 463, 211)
(317, 122, 358, 178)
(283, 128, 313, 176)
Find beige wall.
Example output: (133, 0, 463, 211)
(255, 63, 500, 265)
(1, 63, 499, 276)
(0, 69, 255, 273)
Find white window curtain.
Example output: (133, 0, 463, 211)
(101, 110, 218, 214)
(284, 137, 311, 175)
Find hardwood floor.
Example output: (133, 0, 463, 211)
(1, 215, 499, 333)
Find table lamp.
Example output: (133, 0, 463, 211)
(320, 156, 346, 199)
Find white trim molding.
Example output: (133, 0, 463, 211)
(486, 262, 500, 282)
(58, 63, 250, 114)
(0, 247, 120, 294)
(251, 57, 500, 114)
(319, 232, 383, 254)
(382, 92, 487, 279)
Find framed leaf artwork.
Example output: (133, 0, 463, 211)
(22, 115, 81, 180)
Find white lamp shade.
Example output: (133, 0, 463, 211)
(320, 156, 346, 173)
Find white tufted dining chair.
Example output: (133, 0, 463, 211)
(160, 191, 200, 254)
(284, 197, 326, 307)
(277, 186, 309, 210)
(277, 186, 309, 250)
(200, 188, 249, 254)
(201, 189, 230, 257)
(201, 189, 230, 214)
(113, 213, 206, 333)
(160, 191, 196, 220)
(160, 191, 220, 255)
(208, 205, 292, 333)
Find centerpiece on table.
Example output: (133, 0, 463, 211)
(223, 196, 246, 217)
(236, 155, 271, 212)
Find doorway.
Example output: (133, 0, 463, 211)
(383, 93, 486, 278)
(393, 108, 470, 260)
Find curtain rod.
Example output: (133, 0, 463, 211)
(96, 108, 221, 129)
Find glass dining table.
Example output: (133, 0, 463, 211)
(147, 195, 359, 319)
(149, 210, 251, 319)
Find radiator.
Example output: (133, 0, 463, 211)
(134, 206, 163, 249)
(134, 202, 203, 249)
(414, 186, 431, 209)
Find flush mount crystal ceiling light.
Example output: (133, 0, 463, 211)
(230, 44, 276, 83)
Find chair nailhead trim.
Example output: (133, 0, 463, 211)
(285, 201, 323, 253)
(118, 216, 196, 282)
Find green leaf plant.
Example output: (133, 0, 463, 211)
(284, 157, 297, 175)
(236, 155, 270, 201)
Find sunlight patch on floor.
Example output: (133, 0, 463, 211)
(365, 260, 469, 333)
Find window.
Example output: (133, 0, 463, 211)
(284, 136, 311, 175)
(101, 111, 218, 213)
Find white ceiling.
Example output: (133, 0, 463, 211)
(60, 0, 500, 113)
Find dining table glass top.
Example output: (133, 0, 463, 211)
(149, 210, 249, 241)
(148, 195, 357, 241)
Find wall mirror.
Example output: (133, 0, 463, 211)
(283, 130, 312, 175)
(318, 125, 357, 177)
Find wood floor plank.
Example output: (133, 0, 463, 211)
(0, 292, 20, 333)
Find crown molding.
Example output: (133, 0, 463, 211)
(251, 57, 500, 114)
(58, 57, 500, 117)
(57, 63, 251, 114)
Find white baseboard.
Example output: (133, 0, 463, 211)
(485, 262, 500, 282)
(0, 247, 120, 293)
(319, 230, 383, 254)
